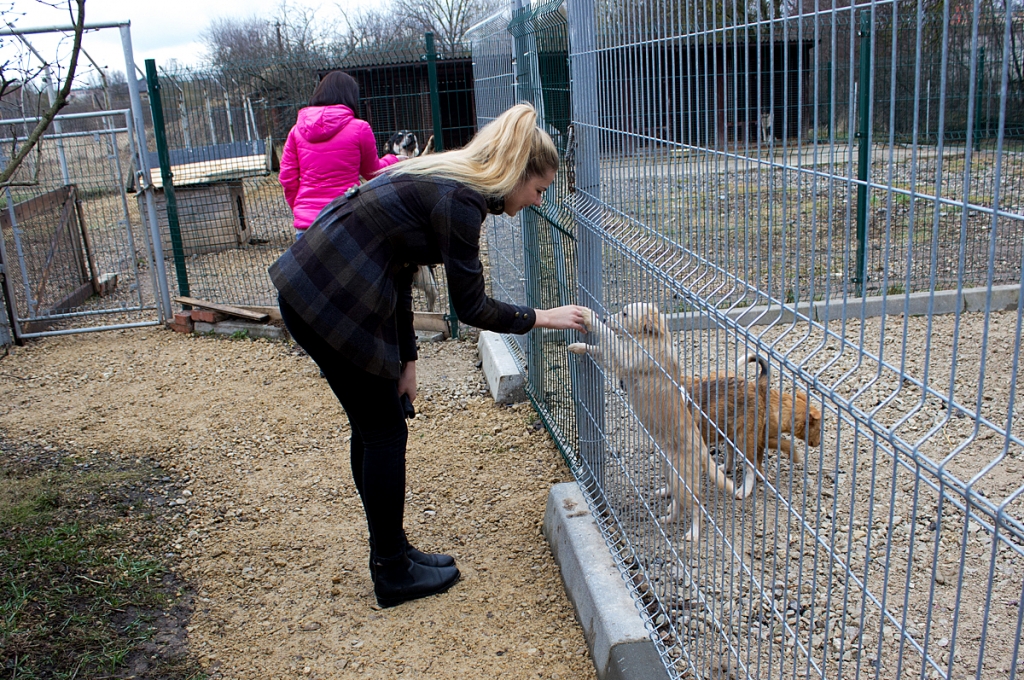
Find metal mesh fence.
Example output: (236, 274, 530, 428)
(146, 37, 477, 315)
(0, 110, 161, 336)
(470, 1, 1024, 679)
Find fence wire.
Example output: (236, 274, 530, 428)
(470, 1, 1024, 679)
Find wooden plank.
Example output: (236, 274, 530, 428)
(174, 295, 268, 322)
(0, 185, 71, 231)
(236, 305, 283, 322)
(413, 311, 450, 335)
(149, 155, 268, 189)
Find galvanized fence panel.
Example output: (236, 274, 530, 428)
(0, 110, 164, 337)
(471, 1, 1024, 679)
(144, 39, 478, 319)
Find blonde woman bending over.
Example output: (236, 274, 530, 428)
(270, 103, 587, 609)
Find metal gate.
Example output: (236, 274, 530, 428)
(0, 109, 168, 339)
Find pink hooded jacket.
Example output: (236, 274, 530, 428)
(279, 105, 400, 229)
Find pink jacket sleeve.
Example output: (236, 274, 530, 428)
(279, 130, 300, 208)
(357, 122, 400, 181)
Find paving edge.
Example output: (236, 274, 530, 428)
(477, 330, 527, 403)
(543, 482, 671, 680)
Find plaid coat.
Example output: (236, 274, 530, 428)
(269, 174, 537, 380)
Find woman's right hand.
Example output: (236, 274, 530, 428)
(534, 305, 589, 332)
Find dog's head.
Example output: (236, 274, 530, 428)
(617, 302, 670, 338)
(388, 130, 419, 158)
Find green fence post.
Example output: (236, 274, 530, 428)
(425, 32, 457, 338)
(425, 33, 445, 154)
(854, 12, 871, 298)
(974, 46, 985, 151)
(145, 59, 190, 298)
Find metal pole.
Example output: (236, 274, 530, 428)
(926, 79, 931, 143)
(974, 47, 985, 151)
(224, 91, 235, 144)
(425, 33, 445, 153)
(145, 59, 190, 297)
(205, 93, 217, 145)
(826, 60, 832, 139)
(854, 10, 871, 297)
(567, 0, 605, 487)
(425, 32, 458, 338)
(16, 35, 70, 185)
(120, 24, 171, 322)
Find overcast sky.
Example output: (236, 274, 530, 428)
(2, 0, 382, 85)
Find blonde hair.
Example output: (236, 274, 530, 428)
(388, 103, 558, 199)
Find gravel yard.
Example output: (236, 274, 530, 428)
(0, 326, 598, 679)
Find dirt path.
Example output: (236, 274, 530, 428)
(0, 327, 597, 679)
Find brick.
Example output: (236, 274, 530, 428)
(173, 311, 192, 325)
(167, 322, 192, 334)
(190, 309, 227, 323)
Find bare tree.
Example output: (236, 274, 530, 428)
(335, 5, 421, 53)
(394, 0, 500, 54)
(0, 0, 86, 186)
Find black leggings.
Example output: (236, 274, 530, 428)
(279, 297, 408, 558)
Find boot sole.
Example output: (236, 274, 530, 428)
(375, 571, 461, 609)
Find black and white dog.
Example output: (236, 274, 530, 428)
(387, 130, 421, 158)
(388, 130, 441, 309)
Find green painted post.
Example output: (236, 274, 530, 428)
(854, 12, 871, 297)
(145, 59, 190, 298)
(974, 47, 985, 150)
(425, 33, 457, 338)
(425, 33, 445, 154)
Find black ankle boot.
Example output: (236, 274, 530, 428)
(372, 552, 460, 609)
(369, 534, 455, 580)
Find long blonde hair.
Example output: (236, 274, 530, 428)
(388, 103, 558, 199)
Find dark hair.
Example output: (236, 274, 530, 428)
(309, 71, 360, 113)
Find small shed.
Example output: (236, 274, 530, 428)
(141, 139, 274, 257)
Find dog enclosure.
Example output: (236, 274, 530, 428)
(469, 1, 1024, 679)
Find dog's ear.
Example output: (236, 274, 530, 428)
(421, 134, 435, 156)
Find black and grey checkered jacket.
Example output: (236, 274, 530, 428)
(269, 173, 536, 380)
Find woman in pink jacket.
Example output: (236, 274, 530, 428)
(279, 71, 400, 238)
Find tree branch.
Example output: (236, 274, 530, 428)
(0, 0, 85, 187)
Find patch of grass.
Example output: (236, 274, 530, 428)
(0, 442, 204, 679)
(230, 329, 250, 340)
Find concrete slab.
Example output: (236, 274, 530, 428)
(194, 320, 289, 341)
(963, 284, 1020, 312)
(543, 482, 670, 680)
(477, 331, 527, 403)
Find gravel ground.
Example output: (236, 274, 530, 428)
(0, 327, 598, 680)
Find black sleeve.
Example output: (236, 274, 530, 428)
(432, 187, 537, 334)
(395, 265, 418, 363)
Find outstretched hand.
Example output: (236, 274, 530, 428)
(533, 305, 590, 332)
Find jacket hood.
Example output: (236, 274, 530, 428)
(296, 105, 355, 143)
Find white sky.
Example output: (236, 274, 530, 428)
(2, 0, 383, 86)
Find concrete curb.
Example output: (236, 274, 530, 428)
(543, 482, 670, 680)
(477, 330, 527, 403)
(194, 319, 289, 341)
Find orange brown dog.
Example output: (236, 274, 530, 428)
(568, 303, 735, 540)
(684, 354, 772, 499)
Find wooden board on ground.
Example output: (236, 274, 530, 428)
(413, 312, 450, 337)
(174, 296, 268, 322)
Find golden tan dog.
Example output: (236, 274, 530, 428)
(568, 303, 735, 541)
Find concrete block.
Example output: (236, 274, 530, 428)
(477, 331, 526, 403)
(194, 319, 289, 341)
(813, 290, 964, 321)
(543, 482, 669, 680)
(963, 284, 1020, 312)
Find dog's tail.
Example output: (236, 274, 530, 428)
(742, 353, 769, 381)
(422, 134, 436, 155)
